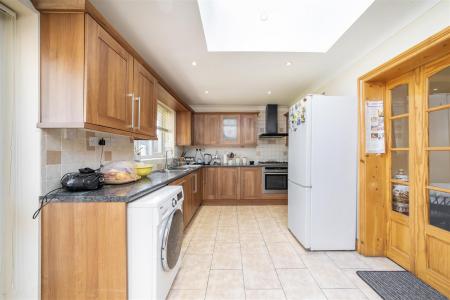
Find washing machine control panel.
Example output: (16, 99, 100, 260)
(158, 188, 184, 220)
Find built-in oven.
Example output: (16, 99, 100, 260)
(262, 166, 288, 193)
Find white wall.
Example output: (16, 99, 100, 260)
(0, 0, 40, 299)
(294, 0, 450, 98)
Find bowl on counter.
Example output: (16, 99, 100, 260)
(135, 163, 153, 176)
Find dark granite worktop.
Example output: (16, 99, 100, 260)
(43, 164, 277, 203)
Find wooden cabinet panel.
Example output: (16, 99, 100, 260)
(218, 167, 239, 200)
(204, 114, 221, 145)
(176, 111, 192, 146)
(133, 59, 157, 139)
(203, 167, 219, 200)
(41, 203, 127, 300)
(220, 115, 241, 145)
(192, 169, 203, 213)
(171, 175, 193, 226)
(240, 167, 262, 199)
(241, 114, 257, 146)
(193, 114, 205, 145)
(85, 15, 134, 132)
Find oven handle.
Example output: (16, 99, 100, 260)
(264, 172, 288, 175)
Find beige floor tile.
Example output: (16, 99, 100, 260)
(240, 239, 266, 252)
(301, 253, 355, 288)
(187, 240, 215, 255)
(245, 289, 286, 300)
(216, 226, 239, 242)
(341, 270, 382, 300)
(205, 270, 245, 300)
(277, 269, 326, 300)
(266, 242, 305, 269)
(242, 250, 281, 289)
(182, 254, 213, 269)
(262, 230, 288, 243)
(239, 231, 263, 241)
(172, 267, 210, 290)
(326, 251, 371, 269)
(358, 256, 404, 271)
(212, 242, 242, 270)
(322, 288, 368, 300)
(167, 289, 206, 300)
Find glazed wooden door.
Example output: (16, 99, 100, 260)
(133, 59, 157, 139)
(203, 167, 218, 200)
(193, 114, 205, 145)
(385, 73, 416, 271)
(220, 115, 241, 145)
(241, 114, 257, 146)
(240, 167, 262, 199)
(204, 114, 220, 145)
(416, 54, 450, 296)
(85, 15, 134, 131)
(218, 167, 239, 200)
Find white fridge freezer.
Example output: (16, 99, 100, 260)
(288, 95, 357, 250)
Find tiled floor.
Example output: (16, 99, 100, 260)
(168, 205, 403, 300)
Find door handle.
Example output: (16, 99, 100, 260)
(128, 93, 135, 129)
(136, 96, 141, 130)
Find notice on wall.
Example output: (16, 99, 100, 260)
(365, 100, 385, 154)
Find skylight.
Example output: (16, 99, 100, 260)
(197, 0, 374, 53)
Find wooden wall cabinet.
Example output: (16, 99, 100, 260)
(192, 113, 257, 147)
(176, 111, 192, 146)
(40, 13, 158, 139)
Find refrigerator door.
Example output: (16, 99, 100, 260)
(309, 95, 357, 250)
(288, 96, 312, 187)
(288, 180, 311, 249)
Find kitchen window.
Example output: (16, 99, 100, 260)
(135, 103, 175, 160)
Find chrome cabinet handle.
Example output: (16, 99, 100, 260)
(128, 93, 135, 129)
(137, 96, 141, 130)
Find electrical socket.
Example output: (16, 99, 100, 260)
(88, 137, 111, 147)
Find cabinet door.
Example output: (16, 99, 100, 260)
(176, 111, 192, 146)
(220, 115, 241, 145)
(241, 114, 257, 146)
(191, 170, 203, 214)
(240, 168, 262, 199)
(85, 15, 134, 131)
(203, 168, 218, 200)
(133, 59, 157, 138)
(218, 168, 239, 200)
(204, 114, 221, 145)
(193, 114, 205, 145)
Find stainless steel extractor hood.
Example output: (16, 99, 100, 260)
(259, 104, 288, 138)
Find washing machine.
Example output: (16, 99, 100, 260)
(127, 186, 184, 300)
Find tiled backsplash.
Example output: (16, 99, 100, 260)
(187, 107, 288, 162)
(41, 129, 134, 192)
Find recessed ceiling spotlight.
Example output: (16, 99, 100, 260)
(433, 88, 438, 91)
(204, 90, 209, 94)
(267, 90, 272, 95)
(191, 61, 197, 66)
(260, 11, 269, 22)
(285, 61, 292, 67)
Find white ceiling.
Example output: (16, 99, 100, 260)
(91, 0, 439, 106)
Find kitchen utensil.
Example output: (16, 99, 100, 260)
(249, 161, 255, 165)
(204, 153, 212, 165)
(242, 157, 248, 165)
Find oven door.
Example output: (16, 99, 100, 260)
(263, 172, 288, 193)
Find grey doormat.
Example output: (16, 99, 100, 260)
(356, 271, 448, 300)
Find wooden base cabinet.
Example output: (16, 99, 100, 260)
(240, 167, 262, 200)
(40, 13, 157, 139)
(41, 203, 127, 300)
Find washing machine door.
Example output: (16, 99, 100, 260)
(161, 208, 184, 271)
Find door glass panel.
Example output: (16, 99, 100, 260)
(429, 151, 450, 188)
(392, 183, 409, 216)
(222, 116, 238, 142)
(392, 151, 409, 179)
(428, 66, 450, 108)
(429, 189, 450, 232)
(428, 108, 450, 147)
(391, 84, 409, 115)
(391, 118, 409, 148)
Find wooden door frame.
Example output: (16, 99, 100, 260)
(358, 26, 450, 297)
